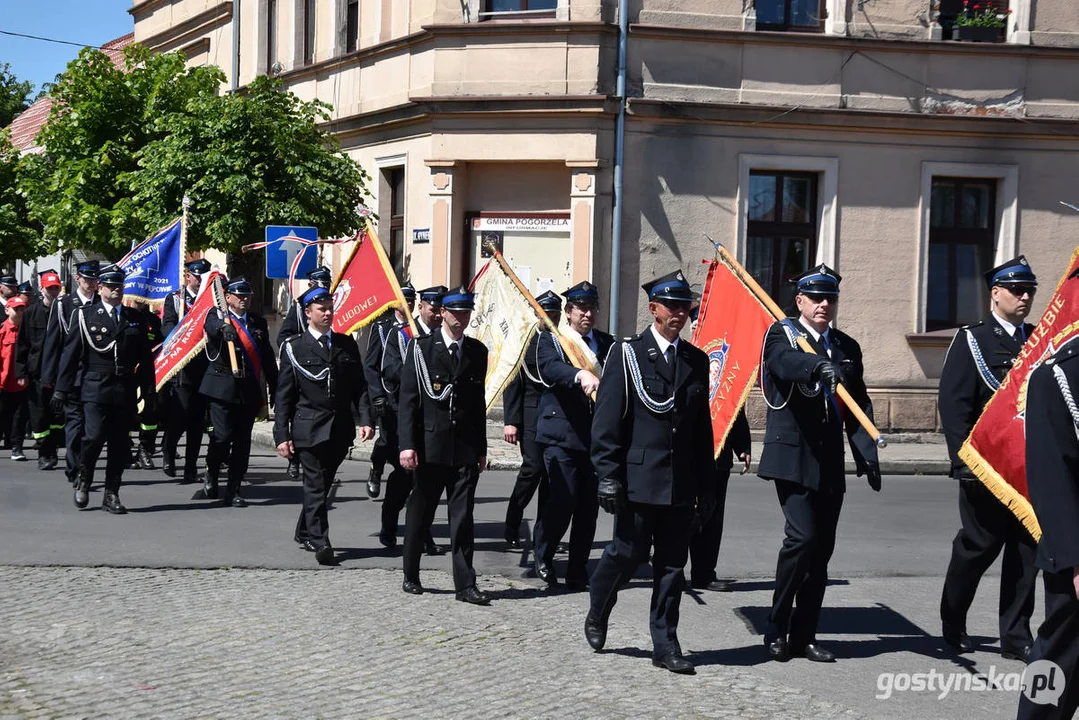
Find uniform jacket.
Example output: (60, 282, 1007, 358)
(199, 309, 278, 406)
(534, 329, 615, 452)
(1024, 339, 1079, 574)
(939, 313, 1032, 479)
(275, 299, 308, 349)
(55, 303, 154, 406)
(503, 333, 545, 437)
(0, 321, 26, 392)
(363, 311, 400, 409)
(40, 292, 98, 387)
(756, 319, 878, 493)
(15, 298, 54, 380)
(590, 329, 715, 507)
(273, 329, 373, 449)
(161, 288, 208, 388)
(379, 317, 430, 412)
(398, 332, 488, 468)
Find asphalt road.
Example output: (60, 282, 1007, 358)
(0, 449, 1050, 719)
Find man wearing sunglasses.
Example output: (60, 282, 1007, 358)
(939, 255, 1040, 663)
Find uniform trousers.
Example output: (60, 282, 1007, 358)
(63, 396, 86, 480)
(769, 479, 844, 645)
(504, 427, 548, 532)
(403, 462, 478, 591)
(689, 463, 732, 585)
(26, 378, 59, 459)
(1017, 570, 1079, 720)
(0, 390, 28, 453)
(369, 416, 391, 476)
(294, 440, 350, 547)
(80, 400, 131, 491)
(162, 384, 208, 478)
(941, 479, 1038, 650)
(534, 446, 597, 582)
(205, 399, 256, 493)
(589, 503, 695, 657)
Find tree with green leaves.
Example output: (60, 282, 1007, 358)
(128, 74, 371, 253)
(0, 63, 34, 128)
(0, 132, 43, 263)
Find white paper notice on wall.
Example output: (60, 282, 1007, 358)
(537, 277, 554, 294)
(516, 265, 532, 291)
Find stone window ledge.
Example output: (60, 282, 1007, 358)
(906, 328, 959, 349)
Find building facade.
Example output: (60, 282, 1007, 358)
(130, 0, 1079, 430)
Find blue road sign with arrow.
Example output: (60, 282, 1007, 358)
(265, 226, 319, 279)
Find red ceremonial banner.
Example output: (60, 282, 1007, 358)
(691, 255, 775, 457)
(331, 227, 409, 335)
(154, 271, 225, 390)
(960, 247, 1079, 541)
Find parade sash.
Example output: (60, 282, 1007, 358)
(231, 315, 262, 384)
(466, 258, 540, 411)
(120, 217, 184, 306)
(154, 271, 222, 390)
(691, 254, 774, 456)
(960, 246, 1079, 541)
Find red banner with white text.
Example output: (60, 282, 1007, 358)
(960, 247, 1079, 541)
(691, 256, 774, 456)
(331, 229, 407, 335)
(154, 271, 225, 390)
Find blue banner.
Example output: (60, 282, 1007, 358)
(121, 217, 184, 304)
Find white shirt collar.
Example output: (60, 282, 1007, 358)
(798, 316, 830, 345)
(230, 310, 248, 324)
(441, 326, 463, 351)
(414, 315, 433, 335)
(992, 311, 1019, 338)
(77, 290, 95, 305)
(100, 299, 120, 316)
(308, 326, 330, 343)
(650, 325, 678, 356)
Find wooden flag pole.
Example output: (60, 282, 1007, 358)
(715, 244, 886, 449)
(210, 273, 241, 378)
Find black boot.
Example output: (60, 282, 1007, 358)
(202, 472, 219, 500)
(367, 467, 382, 498)
(102, 488, 127, 515)
(73, 467, 91, 509)
(161, 450, 176, 478)
(137, 445, 155, 470)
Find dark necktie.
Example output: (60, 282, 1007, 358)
(449, 341, 459, 371)
(114, 306, 121, 325)
(822, 332, 832, 357)
(584, 334, 595, 353)
(319, 334, 330, 355)
(664, 345, 674, 365)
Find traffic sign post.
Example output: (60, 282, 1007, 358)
(265, 226, 319, 280)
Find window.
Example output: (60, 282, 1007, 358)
(266, 0, 278, 71)
(346, 0, 359, 53)
(926, 178, 996, 330)
(756, 0, 825, 31)
(388, 168, 406, 276)
(303, 0, 316, 65)
(482, 0, 558, 18)
(745, 171, 819, 314)
(936, 0, 1007, 39)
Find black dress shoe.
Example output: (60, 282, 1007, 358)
(315, 545, 338, 566)
(535, 561, 558, 586)
(766, 636, 790, 662)
(1001, 645, 1032, 662)
(402, 579, 424, 595)
(137, 447, 156, 470)
(179, 474, 198, 485)
(652, 651, 696, 675)
(202, 479, 219, 500)
(691, 579, 732, 592)
(424, 541, 447, 556)
(584, 611, 607, 650)
(286, 459, 300, 479)
(102, 491, 127, 515)
(792, 642, 835, 663)
(366, 468, 381, 498)
(162, 458, 176, 478)
(455, 586, 491, 605)
(378, 529, 398, 549)
(943, 629, 975, 654)
(295, 536, 318, 552)
(231, 495, 248, 508)
(564, 578, 590, 592)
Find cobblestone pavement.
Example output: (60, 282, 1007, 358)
(0, 566, 873, 720)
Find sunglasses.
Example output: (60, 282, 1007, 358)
(801, 293, 838, 304)
(1003, 285, 1037, 297)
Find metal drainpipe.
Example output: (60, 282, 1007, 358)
(608, 0, 628, 334)
(231, 0, 240, 91)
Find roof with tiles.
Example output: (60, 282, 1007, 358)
(6, 33, 134, 154)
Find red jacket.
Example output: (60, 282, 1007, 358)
(0, 320, 27, 393)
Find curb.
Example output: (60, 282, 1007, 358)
(250, 425, 951, 476)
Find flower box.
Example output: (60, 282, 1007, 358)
(954, 25, 1003, 42)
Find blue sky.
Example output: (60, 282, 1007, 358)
(1, 0, 134, 93)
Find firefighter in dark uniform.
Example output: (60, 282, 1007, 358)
(129, 301, 162, 470)
(41, 260, 100, 484)
(584, 271, 715, 675)
(0, 275, 16, 308)
(53, 264, 156, 513)
(398, 286, 489, 604)
(199, 277, 278, 507)
(939, 256, 1040, 661)
(378, 285, 447, 555)
(275, 287, 375, 566)
(758, 265, 880, 664)
(160, 258, 211, 483)
(1019, 338, 1079, 720)
(16, 269, 64, 470)
(533, 282, 613, 589)
(502, 290, 562, 548)
(363, 282, 415, 498)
